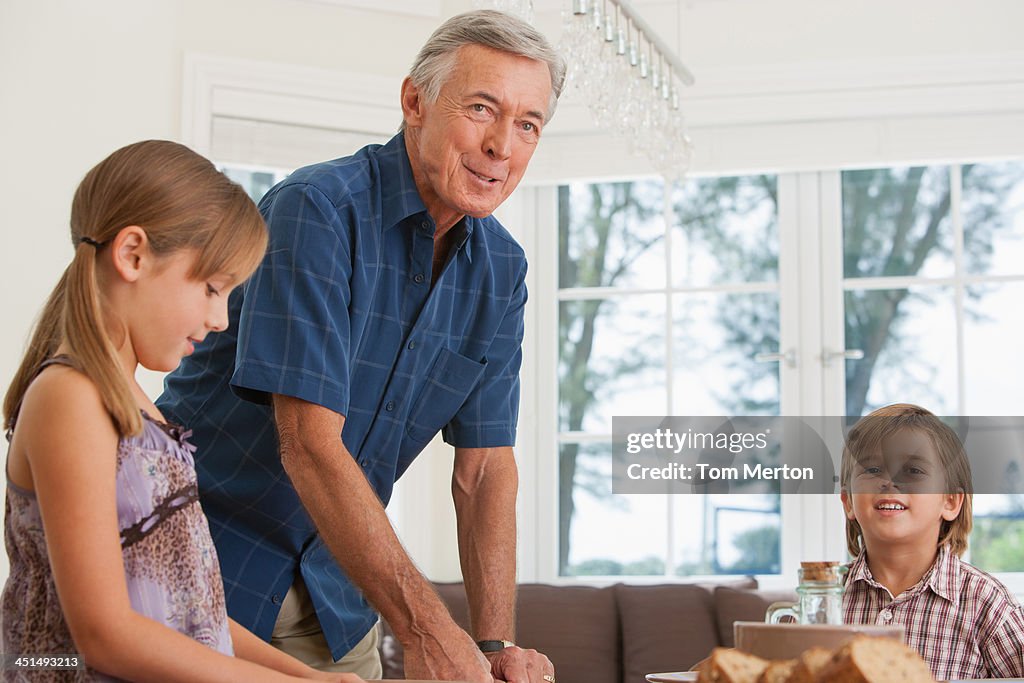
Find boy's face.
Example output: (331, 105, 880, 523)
(842, 428, 964, 550)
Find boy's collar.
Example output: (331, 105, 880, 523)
(926, 544, 961, 603)
(846, 551, 873, 586)
(849, 544, 961, 603)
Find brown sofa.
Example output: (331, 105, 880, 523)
(378, 581, 796, 683)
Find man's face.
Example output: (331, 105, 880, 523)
(402, 44, 552, 224)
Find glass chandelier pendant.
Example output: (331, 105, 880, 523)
(473, 0, 535, 24)
(560, 0, 695, 182)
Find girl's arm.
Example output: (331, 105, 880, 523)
(18, 367, 353, 683)
(228, 619, 361, 681)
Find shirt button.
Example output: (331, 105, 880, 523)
(385, 401, 395, 411)
(421, 221, 430, 231)
(880, 610, 892, 622)
(413, 273, 425, 284)
(271, 594, 282, 605)
(408, 340, 416, 350)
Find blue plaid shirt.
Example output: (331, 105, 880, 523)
(157, 133, 526, 658)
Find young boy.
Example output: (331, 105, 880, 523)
(840, 403, 1024, 680)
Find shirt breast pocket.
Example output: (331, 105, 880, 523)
(406, 348, 487, 444)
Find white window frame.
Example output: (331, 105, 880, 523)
(185, 50, 1024, 589)
(526, 163, 1024, 592)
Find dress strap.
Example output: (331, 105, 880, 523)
(38, 354, 78, 372)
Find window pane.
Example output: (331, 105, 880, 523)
(971, 496, 1024, 572)
(842, 167, 953, 280)
(675, 495, 781, 575)
(560, 441, 668, 576)
(221, 166, 288, 203)
(671, 175, 778, 287)
(672, 292, 780, 415)
(558, 181, 666, 290)
(844, 287, 957, 417)
(959, 282, 1024, 571)
(558, 295, 666, 433)
(962, 161, 1024, 277)
(964, 282, 1024, 414)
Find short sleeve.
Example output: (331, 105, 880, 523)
(442, 260, 527, 448)
(231, 182, 353, 417)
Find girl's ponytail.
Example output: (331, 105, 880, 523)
(3, 269, 69, 434)
(64, 240, 142, 435)
(3, 241, 143, 436)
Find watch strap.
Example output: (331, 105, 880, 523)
(477, 639, 515, 652)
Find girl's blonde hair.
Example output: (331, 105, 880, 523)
(3, 140, 267, 437)
(840, 403, 974, 557)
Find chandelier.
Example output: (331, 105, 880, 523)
(472, 0, 695, 180)
(474, 0, 535, 23)
(560, 0, 695, 180)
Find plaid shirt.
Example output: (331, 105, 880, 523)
(844, 545, 1024, 680)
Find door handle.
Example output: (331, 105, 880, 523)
(754, 349, 797, 368)
(822, 349, 864, 367)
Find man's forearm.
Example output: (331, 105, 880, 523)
(273, 396, 452, 642)
(453, 446, 519, 642)
(272, 395, 490, 681)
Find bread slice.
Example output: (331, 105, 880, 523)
(785, 646, 833, 683)
(698, 647, 769, 683)
(756, 659, 796, 683)
(816, 635, 934, 682)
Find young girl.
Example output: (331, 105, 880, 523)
(1, 141, 361, 682)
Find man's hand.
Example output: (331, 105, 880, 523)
(402, 624, 492, 683)
(486, 646, 555, 683)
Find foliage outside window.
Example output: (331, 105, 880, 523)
(557, 177, 782, 578)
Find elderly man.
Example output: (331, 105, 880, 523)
(157, 9, 564, 683)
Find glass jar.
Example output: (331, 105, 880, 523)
(765, 561, 847, 625)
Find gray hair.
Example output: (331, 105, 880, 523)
(404, 9, 566, 128)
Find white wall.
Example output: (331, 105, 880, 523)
(0, 0, 458, 402)
(2, 0, 1023, 585)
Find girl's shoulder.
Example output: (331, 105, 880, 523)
(16, 360, 118, 444)
(8, 359, 120, 492)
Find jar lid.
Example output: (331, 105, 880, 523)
(800, 561, 840, 582)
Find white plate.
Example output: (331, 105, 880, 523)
(645, 673, 698, 682)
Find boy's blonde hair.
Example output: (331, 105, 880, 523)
(840, 403, 973, 557)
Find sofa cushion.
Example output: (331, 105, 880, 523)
(434, 582, 621, 683)
(616, 583, 719, 682)
(713, 586, 798, 647)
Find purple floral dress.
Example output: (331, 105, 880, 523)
(1, 358, 233, 681)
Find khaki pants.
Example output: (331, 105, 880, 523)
(271, 576, 383, 678)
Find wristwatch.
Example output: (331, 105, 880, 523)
(477, 639, 515, 652)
